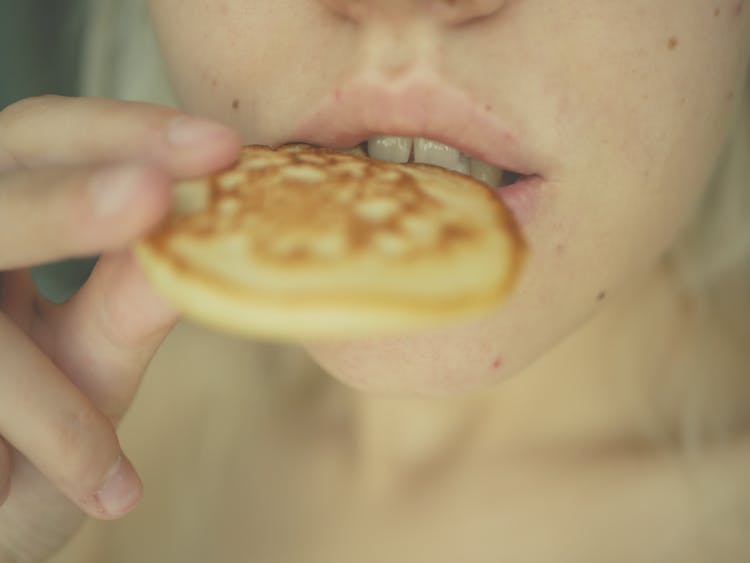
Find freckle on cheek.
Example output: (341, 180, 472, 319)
(667, 36, 679, 50)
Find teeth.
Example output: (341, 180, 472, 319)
(367, 136, 412, 163)
(365, 135, 506, 187)
(470, 158, 504, 187)
(414, 137, 470, 175)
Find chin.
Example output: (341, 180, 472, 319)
(301, 322, 519, 398)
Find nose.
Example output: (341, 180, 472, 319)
(318, 0, 507, 26)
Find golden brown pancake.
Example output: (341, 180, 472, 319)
(134, 144, 525, 341)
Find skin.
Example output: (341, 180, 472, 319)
(0, 0, 749, 560)
(0, 98, 241, 559)
(143, 2, 750, 518)
(146, 0, 750, 394)
(143, 4, 750, 549)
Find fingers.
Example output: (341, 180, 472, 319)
(0, 253, 169, 523)
(0, 94, 216, 526)
(0, 314, 141, 519)
(0, 95, 242, 272)
(0, 164, 171, 271)
(0, 95, 242, 176)
(35, 251, 178, 423)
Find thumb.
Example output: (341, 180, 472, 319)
(34, 250, 179, 423)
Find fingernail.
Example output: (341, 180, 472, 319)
(168, 116, 232, 147)
(95, 456, 142, 517)
(88, 166, 143, 218)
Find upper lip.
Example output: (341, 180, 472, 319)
(286, 76, 547, 177)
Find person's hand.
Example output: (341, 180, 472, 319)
(0, 95, 241, 561)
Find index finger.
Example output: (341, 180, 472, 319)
(0, 95, 241, 176)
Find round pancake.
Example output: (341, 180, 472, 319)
(134, 144, 525, 341)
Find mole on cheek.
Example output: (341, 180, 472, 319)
(232, 99, 240, 111)
(597, 291, 607, 302)
(667, 36, 679, 50)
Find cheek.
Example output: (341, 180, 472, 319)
(148, 2, 264, 127)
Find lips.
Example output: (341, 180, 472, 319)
(286, 76, 548, 223)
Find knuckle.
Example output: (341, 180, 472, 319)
(51, 406, 120, 491)
(123, 102, 179, 143)
(101, 98, 177, 129)
(82, 99, 180, 161)
(121, 113, 184, 167)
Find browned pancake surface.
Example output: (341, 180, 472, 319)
(134, 144, 525, 340)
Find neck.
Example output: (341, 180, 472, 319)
(342, 262, 741, 496)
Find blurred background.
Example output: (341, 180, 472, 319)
(1, 0, 98, 302)
(0, 1, 83, 105)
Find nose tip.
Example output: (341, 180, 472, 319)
(318, 0, 507, 26)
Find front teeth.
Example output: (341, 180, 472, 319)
(413, 138, 471, 175)
(366, 135, 504, 187)
(368, 136, 412, 163)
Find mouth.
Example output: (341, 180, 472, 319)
(348, 135, 525, 189)
(285, 77, 547, 223)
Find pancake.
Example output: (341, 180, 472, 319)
(133, 144, 525, 341)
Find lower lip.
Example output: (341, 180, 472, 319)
(491, 174, 543, 226)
